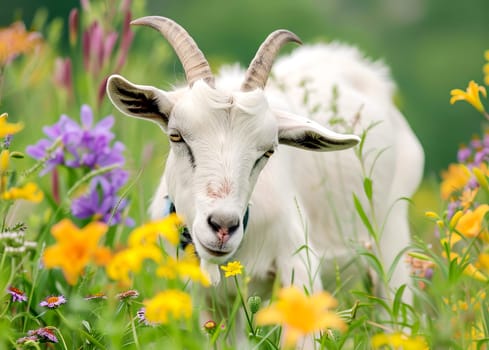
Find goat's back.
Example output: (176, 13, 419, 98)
(233, 43, 424, 288)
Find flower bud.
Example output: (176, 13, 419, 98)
(248, 295, 262, 314)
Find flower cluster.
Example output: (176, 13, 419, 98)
(0, 113, 44, 204)
(106, 214, 210, 287)
(54, 1, 133, 105)
(27, 105, 132, 226)
(0, 22, 43, 67)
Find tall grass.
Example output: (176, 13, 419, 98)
(1, 1, 489, 349)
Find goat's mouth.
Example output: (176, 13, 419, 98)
(196, 238, 233, 258)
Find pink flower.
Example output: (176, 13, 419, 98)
(39, 295, 67, 308)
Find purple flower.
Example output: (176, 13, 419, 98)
(71, 170, 133, 226)
(7, 286, 27, 302)
(26, 327, 58, 343)
(27, 105, 123, 171)
(457, 145, 471, 163)
(27, 105, 133, 226)
(39, 295, 67, 308)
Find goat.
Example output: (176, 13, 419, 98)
(107, 15, 424, 317)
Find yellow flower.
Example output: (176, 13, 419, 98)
(0, 22, 43, 66)
(440, 164, 471, 200)
(0, 113, 24, 138)
(476, 252, 489, 274)
(450, 80, 487, 113)
(454, 204, 489, 238)
(220, 260, 243, 278)
(144, 289, 192, 324)
(255, 286, 346, 348)
(2, 182, 44, 203)
(371, 332, 429, 350)
(106, 245, 163, 286)
(43, 219, 109, 285)
(156, 244, 210, 287)
(128, 213, 182, 247)
(0, 149, 9, 173)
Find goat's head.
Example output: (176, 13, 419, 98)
(107, 16, 360, 263)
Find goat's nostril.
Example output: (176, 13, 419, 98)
(207, 212, 240, 235)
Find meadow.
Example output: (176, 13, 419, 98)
(1, 1, 489, 349)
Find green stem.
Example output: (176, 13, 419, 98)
(233, 276, 255, 337)
(128, 305, 141, 350)
(52, 327, 69, 350)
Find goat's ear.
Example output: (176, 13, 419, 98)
(106, 74, 176, 129)
(274, 110, 360, 151)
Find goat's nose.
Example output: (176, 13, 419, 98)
(207, 211, 240, 241)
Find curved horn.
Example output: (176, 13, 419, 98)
(241, 30, 302, 92)
(131, 16, 214, 87)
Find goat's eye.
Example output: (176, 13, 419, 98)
(264, 149, 275, 158)
(169, 132, 183, 143)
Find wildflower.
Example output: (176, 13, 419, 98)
(26, 327, 58, 343)
(128, 213, 183, 247)
(106, 245, 163, 286)
(220, 260, 243, 278)
(39, 295, 67, 309)
(371, 332, 428, 350)
(156, 250, 211, 287)
(116, 289, 140, 300)
(450, 80, 487, 113)
(43, 219, 109, 285)
(454, 204, 489, 239)
(144, 289, 192, 324)
(2, 182, 44, 203)
(53, 57, 73, 96)
(70, 170, 133, 226)
(203, 320, 217, 335)
(16, 335, 39, 344)
(0, 113, 23, 138)
(255, 286, 346, 348)
(26, 105, 132, 225)
(440, 164, 471, 200)
(0, 22, 43, 66)
(7, 286, 27, 302)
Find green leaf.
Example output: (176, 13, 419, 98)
(363, 177, 373, 201)
(353, 194, 377, 241)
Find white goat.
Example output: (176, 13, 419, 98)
(107, 16, 424, 307)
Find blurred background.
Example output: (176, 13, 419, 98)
(1, 0, 488, 230)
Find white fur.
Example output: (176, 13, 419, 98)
(107, 41, 424, 337)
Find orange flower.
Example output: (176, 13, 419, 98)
(0, 22, 42, 66)
(43, 219, 109, 285)
(440, 164, 471, 200)
(256, 286, 345, 348)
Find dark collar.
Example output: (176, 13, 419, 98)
(163, 196, 250, 250)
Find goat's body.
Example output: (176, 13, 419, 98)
(150, 43, 424, 296)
